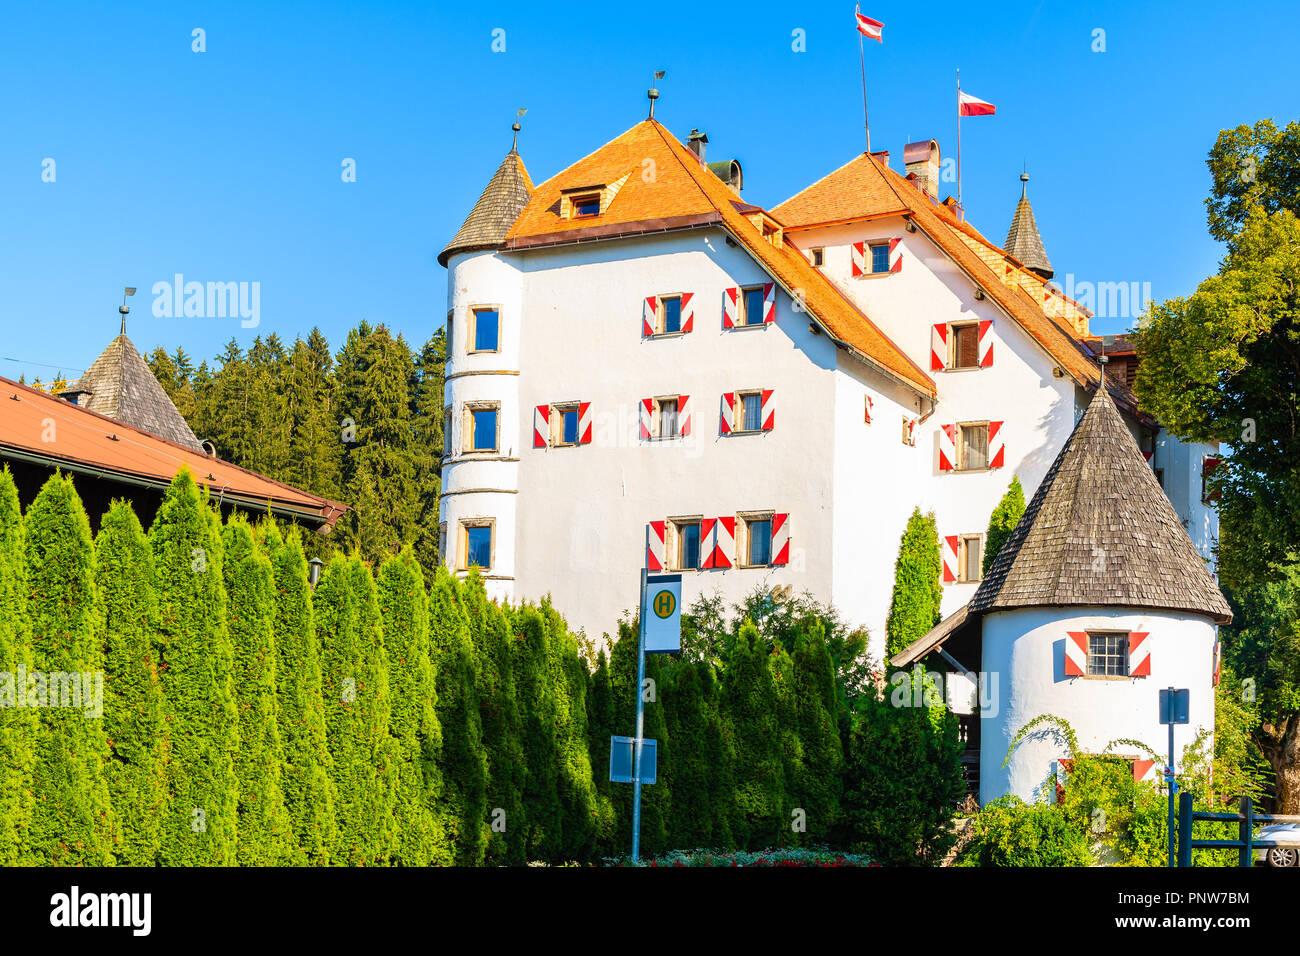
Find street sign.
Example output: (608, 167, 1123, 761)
(1159, 688, 1190, 725)
(643, 573, 681, 654)
(609, 735, 657, 785)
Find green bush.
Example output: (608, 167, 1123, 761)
(885, 508, 943, 660)
(0, 468, 35, 865)
(983, 477, 1025, 576)
(722, 621, 785, 849)
(959, 796, 1094, 867)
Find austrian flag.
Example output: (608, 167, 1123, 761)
(958, 90, 996, 116)
(855, 9, 883, 42)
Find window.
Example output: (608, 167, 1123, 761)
(471, 308, 500, 353)
(951, 323, 980, 369)
(672, 519, 702, 571)
(466, 403, 500, 453)
(549, 403, 580, 446)
(1154, 467, 1165, 489)
(740, 286, 766, 326)
(740, 391, 763, 432)
(660, 296, 682, 334)
(461, 521, 494, 570)
(744, 516, 773, 567)
(810, 247, 825, 267)
(657, 398, 679, 438)
(446, 310, 454, 351)
(438, 523, 447, 563)
(443, 405, 453, 455)
(870, 243, 890, 273)
(1202, 456, 1222, 503)
(572, 193, 601, 218)
(959, 423, 989, 471)
(1087, 632, 1129, 677)
(960, 535, 983, 583)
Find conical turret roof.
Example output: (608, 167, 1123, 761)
(67, 334, 202, 451)
(970, 385, 1232, 624)
(438, 149, 533, 266)
(1003, 173, 1053, 279)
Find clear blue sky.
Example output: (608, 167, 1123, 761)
(0, 0, 1292, 382)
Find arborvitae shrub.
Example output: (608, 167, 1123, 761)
(790, 625, 844, 843)
(378, 549, 448, 866)
(543, 601, 598, 863)
(698, 662, 737, 849)
(96, 500, 166, 865)
(769, 644, 803, 846)
(586, 650, 618, 858)
(429, 567, 488, 865)
(662, 659, 716, 850)
(722, 621, 785, 849)
(0, 468, 35, 864)
(24, 473, 115, 865)
(983, 477, 1026, 576)
(317, 554, 396, 865)
(512, 606, 561, 861)
(460, 571, 526, 866)
(222, 518, 292, 865)
(151, 468, 239, 865)
(885, 508, 943, 660)
(262, 523, 337, 864)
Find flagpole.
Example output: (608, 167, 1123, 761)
(956, 68, 963, 210)
(858, 7, 870, 152)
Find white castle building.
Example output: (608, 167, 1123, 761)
(436, 109, 1221, 671)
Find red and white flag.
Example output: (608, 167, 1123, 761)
(855, 8, 883, 42)
(958, 90, 996, 116)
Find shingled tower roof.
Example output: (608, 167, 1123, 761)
(970, 385, 1232, 624)
(1003, 172, 1053, 279)
(438, 148, 534, 266)
(67, 334, 203, 451)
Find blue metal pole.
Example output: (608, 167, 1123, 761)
(631, 567, 647, 863)
(1167, 703, 1176, 868)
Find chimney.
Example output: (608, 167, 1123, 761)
(870, 150, 890, 167)
(903, 139, 941, 201)
(686, 129, 708, 164)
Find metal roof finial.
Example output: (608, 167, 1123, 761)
(512, 108, 526, 152)
(648, 70, 665, 119)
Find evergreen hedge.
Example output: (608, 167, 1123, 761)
(983, 477, 1026, 576)
(0, 469, 35, 864)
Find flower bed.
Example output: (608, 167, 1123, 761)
(606, 846, 878, 867)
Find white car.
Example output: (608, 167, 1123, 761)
(1254, 824, 1300, 867)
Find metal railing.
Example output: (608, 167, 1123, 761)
(1177, 792, 1300, 867)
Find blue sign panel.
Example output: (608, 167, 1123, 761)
(609, 736, 657, 785)
(1159, 688, 1190, 725)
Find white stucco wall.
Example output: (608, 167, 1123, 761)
(1152, 432, 1220, 570)
(978, 606, 1217, 805)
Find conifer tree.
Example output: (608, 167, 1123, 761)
(769, 643, 803, 846)
(543, 602, 598, 862)
(222, 518, 292, 864)
(96, 500, 166, 865)
(24, 474, 114, 865)
(316, 553, 396, 865)
(983, 476, 1026, 575)
(662, 659, 716, 850)
(428, 567, 488, 865)
(790, 625, 844, 843)
(151, 468, 239, 865)
(377, 549, 448, 866)
(0, 468, 34, 864)
(698, 662, 737, 849)
(513, 606, 562, 861)
(885, 508, 944, 660)
(460, 571, 527, 866)
(262, 523, 337, 864)
(586, 650, 619, 857)
(722, 621, 785, 849)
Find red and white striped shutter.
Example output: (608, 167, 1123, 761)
(931, 324, 948, 370)
(533, 405, 550, 448)
(1132, 760, 1156, 782)
(680, 292, 694, 333)
(888, 237, 903, 272)
(1213, 640, 1221, 686)
(1065, 631, 1088, 676)
(646, 521, 666, 571)
(978, 319, 994, 366)
(942, 535, 959, 583)
(1142, 450, 1154, 466)
(1129, 631, 1151, 677)
(938, 423, 957, 471)
(700, 518, 717, 569)
(712, 517, 735, 568)
(638, 398, 653, 440)
(720, 392, 735, 434)
(762, 283, 776, 323)
(850, 241, 866, 278)
(678, 394, 692, 436)
(723, 287, 739, 328)
(578, 401, 593, 444)
(864, 394, 873, 424)
(760, 389, 775, 430)
(642, 296, 657, 337)
(772, 513, 790, 565)
(989, 421, 1005, 469)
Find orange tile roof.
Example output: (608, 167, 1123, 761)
(0, 376, 347, 529)
(771, 152, 1151, 418)
(505, 120, 936, 398)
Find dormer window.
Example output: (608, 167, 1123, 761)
(559, 173, 630, 221)
(571, 193, 601, 218)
